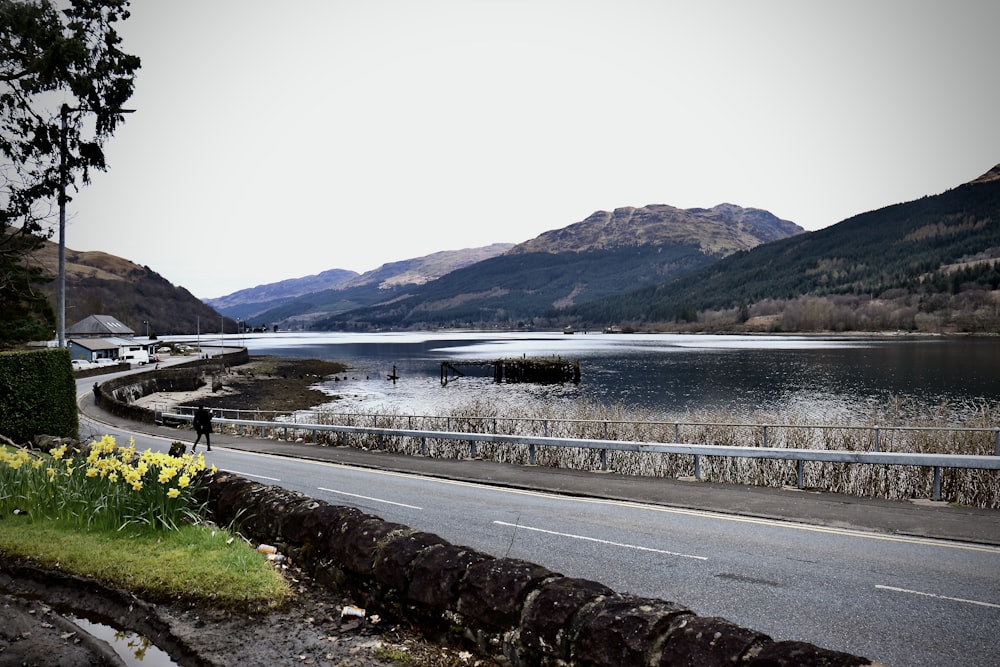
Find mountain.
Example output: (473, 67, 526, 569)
(511, 203, 801, 255)
(29, 241, 232, 336)
(312, 204, 803, 330)
(570, 165, 1000, 332)
(216, 244, 515, 328)
(205, 268, 359, 317)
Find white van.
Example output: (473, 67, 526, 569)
(124, 350, 150, 365)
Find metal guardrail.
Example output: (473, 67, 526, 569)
(160, 412, 1000, 502)
(163, 407, 1000, 456)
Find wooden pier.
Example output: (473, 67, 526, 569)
(441, 357, 580, 386)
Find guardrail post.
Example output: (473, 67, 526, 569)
(694, 454, 701, 480)
(762, 424, 768, 448)
(796, 460, 804, 489)
(674, 422, 680, 442)
(529, 443, 536, 465)
(933, 467, 941, 502)
(470, 440, 478, 459)
(283, 426, 288, 440)
(600, 449, 608, 471)
(603, 421, 609, 440)
(874, 426, 881, 452)
(260, 424, 265, 438)
(995, 428, 999, 456)
(378, 433, 384, 450)
(544, 420, 549, 437)
(420, 437, 427, 456)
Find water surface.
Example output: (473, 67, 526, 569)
(208, 332, 999, 419)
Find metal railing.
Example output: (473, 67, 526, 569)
(160, 412, 1000, 502)
(164, 406, 1000, 455)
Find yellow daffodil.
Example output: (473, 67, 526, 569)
(167, 488, 181, 499)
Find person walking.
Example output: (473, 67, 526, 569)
(192, 406, 213, 452)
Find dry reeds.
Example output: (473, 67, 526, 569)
(289, 398, 999, 508)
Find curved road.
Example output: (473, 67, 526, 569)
(75, 375, 1000, 667)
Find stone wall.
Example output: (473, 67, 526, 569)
(194, 470, 882, 667)
(96, 349, 249, 424)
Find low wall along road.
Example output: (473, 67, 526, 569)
(195, 470, 882, 667)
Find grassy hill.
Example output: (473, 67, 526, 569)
(30, 241, 232, 336)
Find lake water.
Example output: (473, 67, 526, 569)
(215, 331, 1000, 421)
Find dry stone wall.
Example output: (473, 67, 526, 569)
(194, 470, 883, 667)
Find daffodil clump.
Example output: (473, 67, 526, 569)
(0, 435, 216, 532)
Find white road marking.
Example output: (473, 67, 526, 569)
(875, 584, 1000, 609)
(318, 487, 423, 510)
(113, 447, 1000, 556)
(494, 520, 708, 560)
(230, 471, 281, 482)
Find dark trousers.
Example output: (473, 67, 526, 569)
(193, 429, 211, 449)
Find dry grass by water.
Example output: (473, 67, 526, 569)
(294, 397, 1000, 509)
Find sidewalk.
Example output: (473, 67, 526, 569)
(80, 397, 1000, 548)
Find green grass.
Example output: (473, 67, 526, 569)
(0, 515, 292, 611)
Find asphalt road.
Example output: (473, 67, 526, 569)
(76, 375, 1000, 667)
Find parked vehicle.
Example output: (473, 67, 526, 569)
(71, 359, 95, 370)
(123, 350, 150, 365)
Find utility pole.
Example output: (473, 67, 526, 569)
(56, 104, 134, 347)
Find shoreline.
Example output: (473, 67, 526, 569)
(132, 356, 348, 414)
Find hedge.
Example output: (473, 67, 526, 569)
(0, 348, 78, 443)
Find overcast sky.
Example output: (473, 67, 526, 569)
(67, 0, 1000, 299)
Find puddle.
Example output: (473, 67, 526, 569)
(67, 613, 179, 666)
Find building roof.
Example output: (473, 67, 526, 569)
(69, 338, 120, 352)
(65, 315, 135, 337)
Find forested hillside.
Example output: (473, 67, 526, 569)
(571, 168, 1000, 333)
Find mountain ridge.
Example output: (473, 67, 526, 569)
(209, 243, 515, 324)
(31, 164, 997, 337)
(309, 202, 803, 330)
(511, 203, 801, 255)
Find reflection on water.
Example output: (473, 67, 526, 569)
(68, 614, 176, 666)
(221, 332, 1000, 420)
